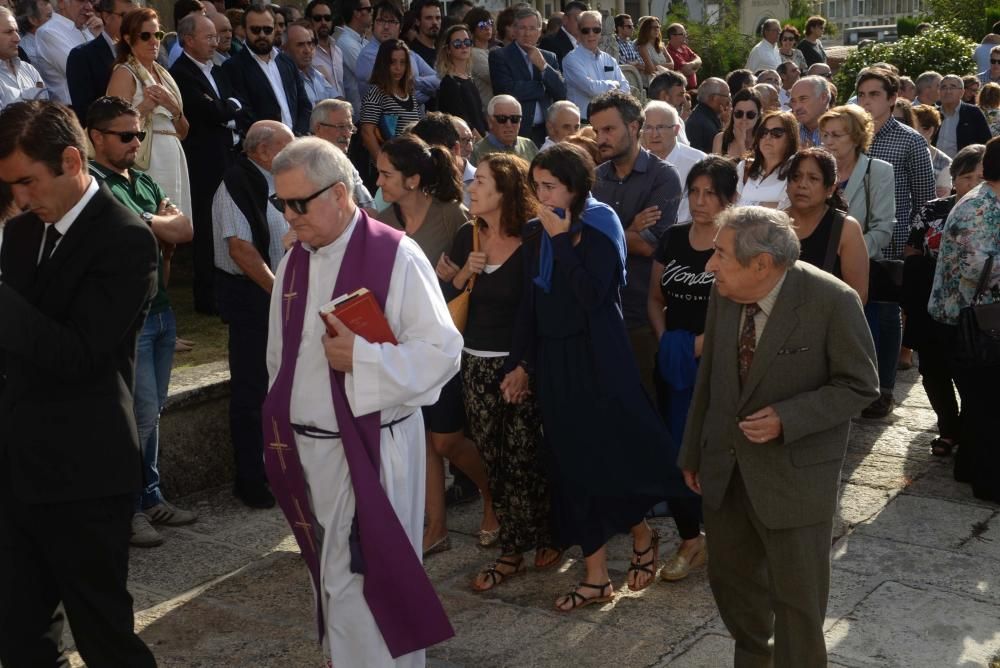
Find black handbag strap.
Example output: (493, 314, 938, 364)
(973, 254, 996, 305)
(861, 156, 873, 234)
(822, 209, 845, 274)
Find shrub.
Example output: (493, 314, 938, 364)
(896, 15, 932, 38)
(665, 0, 754, 82)
(833, 25, 977, 103)
(926, 0, 999, 41)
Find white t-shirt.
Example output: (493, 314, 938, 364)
(737, 160, 791, 210)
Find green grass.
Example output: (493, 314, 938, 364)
(168, 247, 229, 370)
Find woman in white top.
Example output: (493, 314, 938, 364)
(736, 110, 798, 209)
(634, 16, 672, 88)
(911, 104, 955, 198)
(106, 8, 191, 217)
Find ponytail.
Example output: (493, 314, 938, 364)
(426, 145, 464, 203)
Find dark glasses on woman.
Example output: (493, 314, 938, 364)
(138, 30, 165, 41)
(248, 25, 274, 35)
(758, 126, 787, 138)
(269, 182, 337, 215)
(96, 129, 147, 142)
(733, 110, 757, 120)
(450, 38, 473, 48)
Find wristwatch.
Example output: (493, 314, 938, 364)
(141, 211, 154, 224)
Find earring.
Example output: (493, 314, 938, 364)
(405, 185, 414, 190)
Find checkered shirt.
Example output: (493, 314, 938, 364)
(616, 38, 641, 65)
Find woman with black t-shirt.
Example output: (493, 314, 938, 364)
(647, 156, 738, 583)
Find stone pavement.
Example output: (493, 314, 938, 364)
(63, 367, 1000, 668)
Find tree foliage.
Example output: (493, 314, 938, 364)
(925, 0, 998, 41)
(665, 0, 755, 81)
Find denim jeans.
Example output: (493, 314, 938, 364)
(864, 301, 901, 394)
(134, 308, 176, 511)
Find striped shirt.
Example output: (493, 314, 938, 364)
(866, 116, 936, 260)
(616, 37, 641, 65)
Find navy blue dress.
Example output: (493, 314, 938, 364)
(521, 223, 686, 556)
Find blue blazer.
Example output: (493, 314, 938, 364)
(222, 47, 311, 136)
(66, 36, 116, 122)
(538, 28, 574, 65)
(489, 42, 566, 138)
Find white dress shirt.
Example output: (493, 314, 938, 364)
(38, 176, 98, 264)
(301, 64, 342, 104)
(561, 45, 629, 120)
(745, 39, 781, 72)
(663, 141, 706, 224)
(20, 33, 39, 62)
(184, 52, 241, 145)
(313, 38, 345, 102)
(333, 25, 365, 114)
(252, 51, 293, 129)
(0, 57, 47, 108)
(34, 12, 93, 103)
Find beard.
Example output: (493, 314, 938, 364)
(249, 37, 273, 55)
(316, 25, 330, 39)
(108, 152, 137, 171)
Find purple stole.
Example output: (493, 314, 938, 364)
(260, 210, 454, 658)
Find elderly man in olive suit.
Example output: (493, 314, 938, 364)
(679, 206, 878, 668)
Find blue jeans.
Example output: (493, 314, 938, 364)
(864, 301, 901, 394)
(133, 308, 176, 511)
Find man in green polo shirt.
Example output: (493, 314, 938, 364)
(86, 96, 198, 547)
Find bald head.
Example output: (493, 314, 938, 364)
(180, 14, 218, 63)
(245, 121, 295, 171)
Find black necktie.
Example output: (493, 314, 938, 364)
(38, 225, 62, 271)
(738, 303, 760, 386)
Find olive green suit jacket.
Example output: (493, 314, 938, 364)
(678, 261, 879, 530)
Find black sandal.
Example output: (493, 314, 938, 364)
(555, 581, 613, 612)
(627, 528, 660, 592)
(930, 438, 955, 457)
(534, 547, 564, 571)
(471, 556, 525, 592)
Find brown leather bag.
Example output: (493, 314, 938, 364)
(446, 222, 479, 333)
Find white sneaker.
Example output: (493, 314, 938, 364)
(130, 513, 164, 548)
(145, 501, 198, 526)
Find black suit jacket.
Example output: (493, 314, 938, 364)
(66, 36, 116, 122)
(0, 184, 157, 504)
(685, 102, 721, 154)
(222, 47, 311, 136)
(489, 42, 566, 138)
(932, 101, 993, 154)
(538, 29, 574, 65)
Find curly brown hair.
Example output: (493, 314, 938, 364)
(477, 153, 537, 237)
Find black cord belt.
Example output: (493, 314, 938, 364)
(290, 412, 415, 439)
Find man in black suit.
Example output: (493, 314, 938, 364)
(538, 0, 585, 66)
(686, 77, 730, 153)
(489, 5, 566, 148)
(0, 100, 157, 667)
(933, 73, 992, 157)
(171, 12, 246, 314)
(222, 3, 310, 136)
(66, 0, 134, 122)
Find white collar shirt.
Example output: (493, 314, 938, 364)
(185, 52, 241, 143)
(252, 50, 293, 129)
(515, 43, 545, 125)
(562, 45, 629, 119)
(664, 142, 707, 224)
(333, 26, 365, 112)
(745, 39, 781, 72)
(313, 38, 345, 100)
(38, 175, 98, 264)
(34, 12, 93, 103)
(0, 57, 47, 108)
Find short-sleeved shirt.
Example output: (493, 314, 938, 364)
(89, 162, 170, 314)
(654, 222, 714, 334)
(211, 162, 289, 272)
(359, 86, 425, 140)
(377, 198, 469, 265)
(666, 43, 698, 88)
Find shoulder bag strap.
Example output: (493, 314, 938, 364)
(973, 253, 996, 305)
(465, 221, 479, 293)
(822, 209, 846, 274)
(862, 156, 873, 234)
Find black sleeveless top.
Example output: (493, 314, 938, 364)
(798, 207, 846, 279)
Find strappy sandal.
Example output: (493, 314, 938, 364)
(930, 437, 955, 457)
(627, 528, 660, 592)
(555, 581, 613, 612)
(471, 556, 526, 592)
(533, 547, 564, 571)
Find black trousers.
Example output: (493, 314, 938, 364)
(0, 492, 156, 667)
(215, 270, 270, 487)
(917, 322, 961, 441)
(953, 363, 1000, 503)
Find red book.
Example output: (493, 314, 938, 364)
(319, 288, 397, 345)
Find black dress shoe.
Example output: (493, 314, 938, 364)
(235, 481, 276, 509)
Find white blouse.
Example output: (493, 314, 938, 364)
(737, 160, 791, 210)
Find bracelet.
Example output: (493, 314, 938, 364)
(171, 111, 182, 121)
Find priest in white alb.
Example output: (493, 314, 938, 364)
(262, 137, 461, 667)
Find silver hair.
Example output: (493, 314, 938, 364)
(761, 18, 780, 32)
(177, 13, 203, 42)
(513, 6, 541, 24)
(310, 98, 354, 132)
(753, 83, 778, 105)
(487, 94, 521, 116)
(243, 123, 289, 157)
(915, 71, 942, 90)
(578, 9, 601, 25)
(0, 5, 13, 22)
(950, 143, 986, 179)
(642, 99, 679, 125)
(272, 137, 355, 198)
(717, 206, 801, 268)
(940, 74, 963, 87)
(546, 99, 580, 123)
(697, 77, 728, 103)
(793, 75, 829, 100)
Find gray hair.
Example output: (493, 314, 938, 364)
(487, 94, 521, 115)
(697, 77, 729, 103)
(915, 71, 942, 91)
(951, 143, 986, 179)
(753, 83, 778, 106)
(310, 98, 353, 132)
(0, 5, 12, 22)
(546, 99, 580, 123)
(794, 75, 829, 100)
(243, 122, 289, 157)
(717, 206, 801, 268)
(177, 13, 202, 42)
(642, 100, 679, 125)
(272, 137, 355, 197)
(761, 18, 780, 33)
(513, 6, 541, 24)
(578, 9, 601, 25)
(940, 74, 963, 88)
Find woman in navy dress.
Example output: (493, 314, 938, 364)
(506, 143, 685, 611)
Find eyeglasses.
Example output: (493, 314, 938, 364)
(733, 109, 757, 120)
(992, 59, 1000, 64)
(580, 26, 601, 35)
(248, 25, 274, 35)
(781, 36, 796, 41)
(96, 129, 147, 143)
(459, 135, 474, 144)
(450, 38, 473, 48)
(356, 5, 372, 13)
(376, 17, 400, 25)
(269, 182, 337, 215)
(622, 23, 634, 29)
(493, 114, 522, 124)
(311, 14, 332, 22)
(317, 121, 355, 134)
(758, 126, 787, 139)
(138, 30, 165, 41)
(642, 123, 678, 134)
(668, 31, 687, 38)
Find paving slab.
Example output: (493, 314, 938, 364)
(853, 494, 996, 550)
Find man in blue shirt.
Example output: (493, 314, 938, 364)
(562, 10, 629, 121)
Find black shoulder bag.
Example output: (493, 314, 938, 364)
(955, 253, 1000, 368)
(862, 157, 905, 302)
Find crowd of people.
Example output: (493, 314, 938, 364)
(1, 0, 999, 666)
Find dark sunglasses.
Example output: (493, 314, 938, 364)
(311, 13, 332, 21)
(758, 126, 787, 139)
(992, 59, 1000, 65)
(493, 114, 522, 124)
(580, 26, 602, 35)
(138, 30, 165, 41)
(450, 38, 473, 48)
(96, 129, 147, 142)
(781, 35, 796, 41)
(356, 5, 372, 12)
(476, 19, 493, 28)
(733, 109, 758, 120)
(269, 182, 336, 215)
(249, 25, 274, 35)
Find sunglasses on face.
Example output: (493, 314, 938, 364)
(249, 25, 274, 35)
(758, 126, 787, 139)
(781, 36, 795, 41)
(96, 129, 147, 142)
(138, 30, 165, 41)
(580, 26, 601, 35)
(733, 109, 757, 120)
(269, 182, 336, 215)
(493, 114, 522, 124)
(356, 5, 372, 13)
(311, 14, 332, 22)
(992, 59, 1000, 65)
(450, 38, 473, 48)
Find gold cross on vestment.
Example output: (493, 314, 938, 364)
(268, 418, 289, 474)
(293, 497, 316, 554)
(283, 267, 298, 324)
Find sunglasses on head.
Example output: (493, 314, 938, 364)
(758, 126, 787, 139)
(450, 38, 473, 48)
(138, 30, 165, 41)
(311, 13, 332, 21)
(493, 114, 522, 124)
(477, 19, 493, 28)
(249, 25, 274, 35)
(733, 109, 757, 120)
(580, 26, 601, 35)
(96, 129, 147, 142)
(269, 182, 336, 215)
